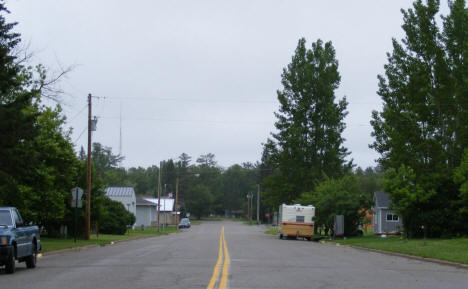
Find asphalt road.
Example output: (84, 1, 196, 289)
(1, 221, 468, 289)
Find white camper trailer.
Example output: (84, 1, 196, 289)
(279, 204, 315, 240)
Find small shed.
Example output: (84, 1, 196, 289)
(143, 197, 176, 225)
(373, 191, 403, 234)
(135, 197, 158, 227)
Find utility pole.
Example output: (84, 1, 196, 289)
(247, 192, 253, 224)
(175, 177, 179, 226)
(157, 161, 162, 232)
(247, 194, 250, 221)
(250, 193, 253, 223)
(257, 184, 260, 225)
(86, 93, 92, 240)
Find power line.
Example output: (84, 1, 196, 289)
(68, 104, 88, 121)
(100, 116, 272, 125)
(100, 96, 387, 105)
(104, 96, 275, 104)
(73, 127, 87, 143)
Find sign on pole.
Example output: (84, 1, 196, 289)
(71, 187, 84, 200)
(71, 187, 84, 208)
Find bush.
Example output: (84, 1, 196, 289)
(298, 175, 367, 236)
(99, 198, 135, 235)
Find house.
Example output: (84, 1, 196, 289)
(373, 191, 403, 234)
(104, 186, 137, 217)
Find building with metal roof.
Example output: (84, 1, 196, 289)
(135, 197, 158, 227)
(105, 187, 137, 221)
(143, 198, 174, 212)
(135, 197, 177, 227)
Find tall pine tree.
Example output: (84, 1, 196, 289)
(263, 38, 352, 208)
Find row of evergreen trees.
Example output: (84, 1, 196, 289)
(87, 147, 261, 220)
(261, 0, 468, 237)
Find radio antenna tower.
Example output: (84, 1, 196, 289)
(119, 101, 122, 158)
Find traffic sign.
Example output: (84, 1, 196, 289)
(71, 187, 84, 200)
(71, 199, 83, 208)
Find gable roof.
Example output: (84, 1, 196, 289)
(105, 186, 136, 198)
(374, 191, 391, 208)
(136, 197, 155, 206)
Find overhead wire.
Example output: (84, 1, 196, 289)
(73, 127, 87, 144)
(68, 104, 88, 121)
(99, 115, 271, 125)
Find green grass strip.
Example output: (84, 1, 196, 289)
(41, 226, 179, 253)
(331, 235, 468, 265)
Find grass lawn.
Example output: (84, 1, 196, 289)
(41, 226, 179, 253)
(265, 226, 279, 235)
(331, 235, 468, 265)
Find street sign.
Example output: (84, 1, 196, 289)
(71, 199, 83, 208)
(71, 187, 84, 200)
(71, 187, 84, 208)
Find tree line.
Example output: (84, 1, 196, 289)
(88, 147, 260, 220)
(260, 0, 468, 237)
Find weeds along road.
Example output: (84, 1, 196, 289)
(1, 221, 468, 289)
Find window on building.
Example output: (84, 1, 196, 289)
(386, 213, 399, 222)
(296, 216, 304, 222)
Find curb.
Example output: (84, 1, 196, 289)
(338, 244, 468, 270)
(41, 231, 181, 257)
(42, 244, 100, 256)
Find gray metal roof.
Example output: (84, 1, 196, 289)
(136, 197, 155, 206)
(105, 186, 135, 198)
(374, 191, 391, 208)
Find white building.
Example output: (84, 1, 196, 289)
(135, 197, 177, 226)
(135, 197, 158, 227)
(104, 186, 137, 217)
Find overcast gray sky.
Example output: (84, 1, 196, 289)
(6, 0, 450, 169)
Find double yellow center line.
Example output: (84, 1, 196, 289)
(207, 226, 230, 289)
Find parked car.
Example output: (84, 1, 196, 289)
(178, 218, 191, 229)
(0, 207, 41, 274)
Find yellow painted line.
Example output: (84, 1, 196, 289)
(207, 227, 224, 289)
(219, 228, 230, 289)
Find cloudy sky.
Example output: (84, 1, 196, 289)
(6, 0, 450, 169)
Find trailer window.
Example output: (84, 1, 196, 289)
(296, 216, 304, 222)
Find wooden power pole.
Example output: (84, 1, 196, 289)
(157, 161, 162, 232)
(175, 177, 179, 225)
(86, 93, 92, 240)
(257, 184, 260, 224)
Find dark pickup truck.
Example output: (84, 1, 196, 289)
(0, 207, 41, 274)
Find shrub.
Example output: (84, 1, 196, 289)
(99, 198, 135, 235)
